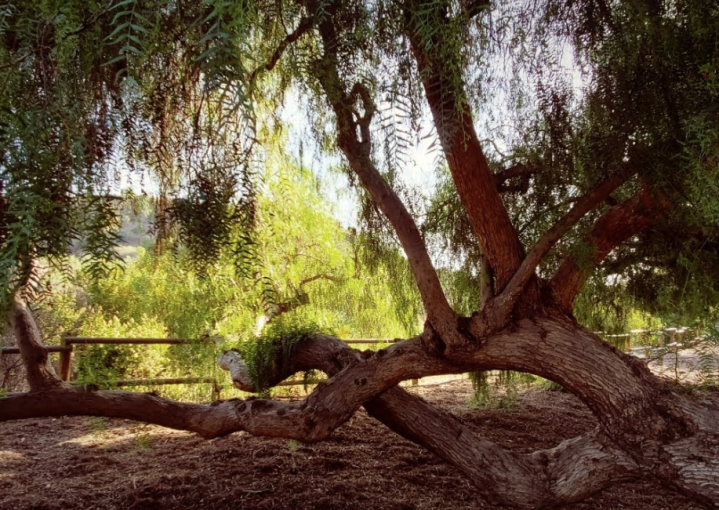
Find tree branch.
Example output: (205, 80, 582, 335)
(490, 168, 636, 320)
(299, 273, 340, 287)
(550, 193, 654, 312)
(7, 298, 61, 391)
(1, 334, 438, 441)
(247, 16, 314, 88)
(1, 337, 639, 508)
(403, 0, 527, 292)
(3, 326, 640, 508)
(493, 163, 540, 193)
(308, 1, 463, 345)
(3, 316, 715, 506)
(255, 274, 341, 333)
(366, 387, 638, 508)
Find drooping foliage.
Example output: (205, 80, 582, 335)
(2, 0, 719, 331)
(519, 0, 719, 325)
(14, 151, 423, 396)
(0, 0, 265, 308)
(420, 0, 719, 328)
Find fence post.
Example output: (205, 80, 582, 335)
(59, 334, 72, 382)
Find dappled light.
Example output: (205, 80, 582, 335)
(2, 0, 719, 508)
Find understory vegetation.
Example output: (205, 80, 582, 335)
(3, 0, 719, 507)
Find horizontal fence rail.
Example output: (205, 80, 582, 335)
(114, 377, 217, 387)
(62, 337, 187, 345)
(1, 346, 72, 354)
(0, 336, 404, 394)
(2, 328, 702, 395)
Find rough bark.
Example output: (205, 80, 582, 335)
(2, 3, 717, 509)
(7, 298, 60, 391)
(551, 193, 654, 312)
(403, 0, 526, 292)
(4, 311, 718, 508)
(220, 316, 719, 508)
(365, 388, 638, 509)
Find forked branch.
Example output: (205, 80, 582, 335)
(550, 192, 653, 312)
(492, 168, 636, 319)
(308, 1, 462, 344)
(3, 311, 716, 507)
(1, 328, 640, 508)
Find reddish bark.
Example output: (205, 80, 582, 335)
(402, 1, 525, 293)
(551, 193, 654, 312)
(494, 167, 637, 320)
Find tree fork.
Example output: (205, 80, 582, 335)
(551, 192, 655, 312)
(3, 310, 719, 507)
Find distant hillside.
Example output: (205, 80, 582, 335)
(118, 202, 155, 252)
(69, 200, 155, 259)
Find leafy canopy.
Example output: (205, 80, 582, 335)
(1, 0, 719, 329)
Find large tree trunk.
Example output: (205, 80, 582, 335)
(1, 3, 717, 509)
(4, 303, 718, 508)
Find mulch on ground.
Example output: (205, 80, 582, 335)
(0, 380, 710, 510)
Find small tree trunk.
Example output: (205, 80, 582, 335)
(7, 298, 60, 391)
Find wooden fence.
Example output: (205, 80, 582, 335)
(0, 336, 403, 395)
(0, 328, 700, 394)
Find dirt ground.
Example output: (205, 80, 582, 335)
(0, 379, 713, 510)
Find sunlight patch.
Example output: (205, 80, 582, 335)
(0, 450, 24, 461)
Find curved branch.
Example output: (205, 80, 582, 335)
(247, 16, 314, 88)
(4, 326, 641, 508)
(550, 193, 653, 312)
(366, 388, 638, 508)
(7, 297, 61, 391)
(2, 334, 449, 441)
(492, 168, 636, 320)
(1, 334, 639, 508)
(308, 2, 462, 345)
(3, 318, 717, 506)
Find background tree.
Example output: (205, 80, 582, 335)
(2, 1, 719, 508)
